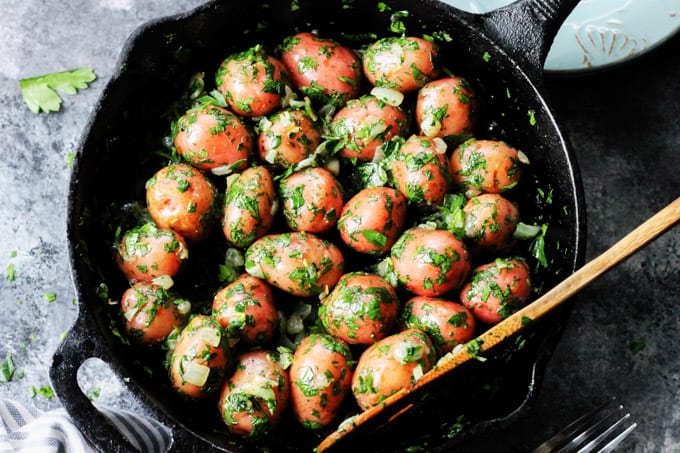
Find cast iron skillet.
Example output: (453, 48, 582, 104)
(52, 0, 586, 451)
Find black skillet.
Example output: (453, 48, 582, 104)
(52, 0, 586, 451)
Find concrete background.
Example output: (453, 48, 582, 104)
(0, 0, 678, 451)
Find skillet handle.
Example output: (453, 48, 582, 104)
(475, 0, 580, 81)
(50, 315, 141, 452)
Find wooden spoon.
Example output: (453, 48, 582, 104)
(317, 196, 680, 452)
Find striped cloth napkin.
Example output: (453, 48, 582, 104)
(0, 399, 170, 452)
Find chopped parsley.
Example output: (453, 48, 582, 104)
(1, 352, 16, 382)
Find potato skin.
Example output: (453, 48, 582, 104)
(337, 187, 407, 255)
(319, 272, 400, 345)
(279, 167, 344, 234)
(173, 104, 252, 173)
(390, 135, 451, 207)
(416, 76, 477, 142)
(391, 227, 471, 297)
(169, 315, 230, 399)
(212, 273, 278, 345)
(363, 36, 440, 93)
(146, 163, 219, 242)
(215, 45, 289, 117)
(463, 193, 520, 253)
(115, 222, 188, 283)
(290, 334, 353, 430)
(460, 257, 532, 324)
(279, 32, 362, 106)
(223, 166, 276, 248)
(352, 328, 437, 411)
(402, 296, 475, 354)
(218, 350, 291, 438)
(331, 95, 409, 161)
(450, 139, 523, 198)
(258, 109, 322, 168)
(245, 232, 345, 297)
(120, 282, 188, 345)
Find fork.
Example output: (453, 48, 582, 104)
(532, 400, 638, 453)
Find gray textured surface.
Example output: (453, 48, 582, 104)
(0, 0, 678, 451)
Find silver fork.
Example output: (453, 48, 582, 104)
(532, 400, 638, 453)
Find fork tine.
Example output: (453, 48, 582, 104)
(532, 400, 636, 453)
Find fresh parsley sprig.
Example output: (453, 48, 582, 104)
(19, 67, 96, 114)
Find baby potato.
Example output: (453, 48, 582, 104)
(218, 350, 291, 438)
(212, 273, 278, 345)
(215, 45, 289, 117)
(173, 103, 252, 174)
(245, 232, 344, 297)
(352, 328, 437, 411)
(146, 163, 219, 242)
(330, 95, 409, 161)
(391, 227, 471, 297)
(450, 139, 524, 198)
(363, 36, 440, 93)
(279, 167, 344, 234)
(319, 272, 400, 345)
(290, 334, 353, 430)
(169, 315, 230, 399)
(390, 135, 451, 208)
(258, 109, 322, 168)
(337, 187, 407, 255)
(223, 166, 276, 248)
(115, 222, 188, 283)
(416, 76, 477, 142)
(463, 193, 520, 253)
(120, 282, 189, 345)
(279, 32, 362, 107)
(402, 296, 475, 354)
(460, 257, 532, 325)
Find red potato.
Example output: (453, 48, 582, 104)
(218, 350, 291, 438)
(402, 296, 475, 354)
(279, 32, 362, 106)
(463, 193, 520, 253)
(352, 328, 437, 411)
(215, 45, 289, 117)
(460, 257, 532, 325)
(319, 272, 400, 345)
(390, 135, 451, 207)
(416, 76, 477, 142)
(330, 95, 409, 161)
(120, 282, 189, 345)
(244, 232, 345, 297)
(450, 139, 524, 198)
(169, 315, 230, 399)
(115, 222, 188, 283)
(391, 227, 471, 297)
(279, 167, 344, 234)
(223, 166, 276, 248)
(258, 109, 322, 168)
(337, 187, 407, 255)
(146, 164, 219, 242)
(362, 36, 440, 93)
(212, 273, 278, 345)
(173, 104, 252, 174)
(290, 334, 353, 430)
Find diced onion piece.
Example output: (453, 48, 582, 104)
(412, 363, 424, 381)
(325, 158, 340, 176)
(264, 147, 278, 164)
(182, 362, 210, 387)
(372, 144, 385, 163)
(225, 173, 240, 189)
(177, 245, 189, 260)
(200, 327, 222, 347)
(237, 382, 276, 406)
(175, 299, 192, 316)
(225, 248, 245, 268)
(286, 313, 305, 335)
(123, 305, 140, 322)
(245, 262, 265, 279)
(152, 275, 174, 289)
(421, 116, 442, 137)
(518, 150, 530, 165)
(394, 341, 424, 364)
(363, 120, 388, 142)
(211, 165, 232, 176)
(281, 85, 297, 108)
(270, 199, 280, 217)
(370, 86, 405, 106)
(433, 137, 448, 154)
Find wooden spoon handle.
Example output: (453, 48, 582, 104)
(317, 196, 680, 452)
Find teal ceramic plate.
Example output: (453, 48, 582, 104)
(441, 0, 680, 74)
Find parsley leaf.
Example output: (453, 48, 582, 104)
(19, 67, 96, 114)
(1, 352, 16, 382)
